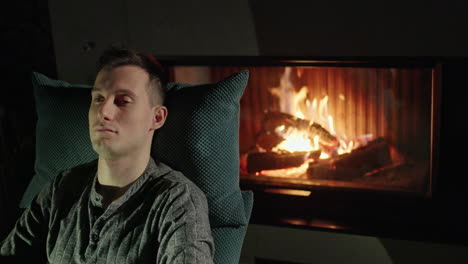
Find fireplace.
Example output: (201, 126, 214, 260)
(160, 57, 468, 246)
(239, 65, 433, 196)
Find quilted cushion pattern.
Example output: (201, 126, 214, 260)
(154, 70, 250, 227)
(20, 72, 98, 206)
(212, 190, 253, 264)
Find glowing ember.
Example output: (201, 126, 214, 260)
(258, 161, 310, 177)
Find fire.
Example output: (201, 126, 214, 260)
(272, 126, 316, 153)
(269, 67, 373, 157)
(261, 67, 374, 177)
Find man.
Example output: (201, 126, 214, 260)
(0, 47, 214, 263)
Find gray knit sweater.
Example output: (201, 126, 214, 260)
(0, 158, 214, 263)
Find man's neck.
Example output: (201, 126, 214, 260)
(97, 152, 150, 187)
(96, 151, 151, 208)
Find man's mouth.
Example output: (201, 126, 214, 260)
(96, 128, 117, 133)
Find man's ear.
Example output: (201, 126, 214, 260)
(150, 105, 168, 131)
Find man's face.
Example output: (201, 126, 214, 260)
(89, 65, 162, 158)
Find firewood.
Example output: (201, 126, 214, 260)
(309, 122, 338, 144)
(262, 111, 338, 146)
(308, 137, 392, 180)
(247, 150, 321, 173)
(263, 111, 310, 132)
(333, 137, 392, 170)
(255, 131, 285, 152)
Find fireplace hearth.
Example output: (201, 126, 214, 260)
(160, 56, 468, 246)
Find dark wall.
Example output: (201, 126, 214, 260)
(250, 0, 468, 56)
(0, 0, 56, 240)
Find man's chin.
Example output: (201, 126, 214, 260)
(92, 144, 120, 158)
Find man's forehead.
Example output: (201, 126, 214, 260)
(93, 66, 150, 94)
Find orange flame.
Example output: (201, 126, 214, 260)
(265, 67, 374, 177)
(272, 126, 316, 153)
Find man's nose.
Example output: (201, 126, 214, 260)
(98, 98, 115, 121)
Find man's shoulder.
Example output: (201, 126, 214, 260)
(54, 159, 97, 188)
(150, 161, 207, 199)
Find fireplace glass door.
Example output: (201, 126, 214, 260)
(170, 62, 436, 198)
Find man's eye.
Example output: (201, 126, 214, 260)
(94, 97, 104, 102)
(115, 99, 130, 105)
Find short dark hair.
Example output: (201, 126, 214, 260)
(96, 46, 166, 105)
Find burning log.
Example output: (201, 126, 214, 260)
(247, 150, 321, 173)
(334, 137, 391, 170)
(263, 111, 310, 132)
(308, 137, 392, 180)
(263, 111, 338, 146)
(255, 131, 285, 152)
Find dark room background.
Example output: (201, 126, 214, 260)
(1, 0, 56, 240)
(2, 0, 468, 263)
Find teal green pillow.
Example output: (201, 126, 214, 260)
(20, 73, 98, 207)
(21, 71, 250, 228)
(212, 191, 253, 264)
(154, 70, 249, 227)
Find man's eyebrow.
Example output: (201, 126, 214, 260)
(91, 87, 136, 98)
(115, 89, 136, 98)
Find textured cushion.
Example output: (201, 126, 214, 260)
(213, 191, 253, 264)
(21, 71, 251, 228)
(20, 73, 98, 207)
(153, 70, 249, 227)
